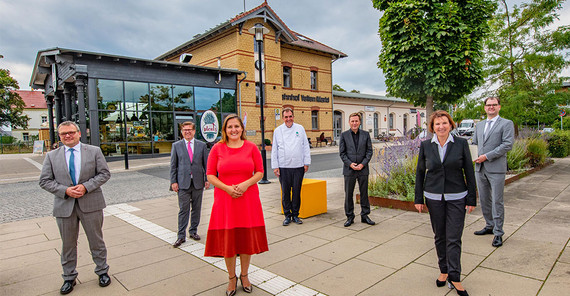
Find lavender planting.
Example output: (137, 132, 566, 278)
(369, 137, 423, 201)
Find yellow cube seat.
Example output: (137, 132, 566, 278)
(281, 178, 327, 218)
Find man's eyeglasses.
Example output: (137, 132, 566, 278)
(485, 104, 499, 107)
(182, 129, 195, 132)
(59, 131, 77, 137)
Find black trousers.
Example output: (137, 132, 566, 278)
(344, 174, 370, 218)
(177, 180, 203, 239)
(425, 197, 466, 282)
(279, 167, 305, 218)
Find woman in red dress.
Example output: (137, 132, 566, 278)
(205, 114, 268, 296)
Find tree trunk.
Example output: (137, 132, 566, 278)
(426, 95, 434, 136)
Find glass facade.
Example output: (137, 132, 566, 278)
(96, 79, 236, 156)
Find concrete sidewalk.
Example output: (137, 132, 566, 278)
(1, 154, 569, 295)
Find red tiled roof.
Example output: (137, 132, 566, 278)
(14, 90, 46, 109)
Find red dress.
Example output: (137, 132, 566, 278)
(204, 140, 268, 257)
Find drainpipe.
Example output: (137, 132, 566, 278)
(330, 54, 341, 140)
(238, 72, 248, 118)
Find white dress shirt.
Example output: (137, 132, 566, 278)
(424, 135, 467, 201)
(64, 142, 81, 184)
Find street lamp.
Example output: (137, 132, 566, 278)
(248, 23, 270, 184)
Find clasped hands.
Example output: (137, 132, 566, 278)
(350, 163, 364, 171)
(228, 183, 248, 198)
(66, 184, 87, 198)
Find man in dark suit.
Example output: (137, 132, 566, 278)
(339, 113, 375, 227)
(170, 121, 209, 247)
(472, 97, 514, 247)
(39, 121, 111, 294)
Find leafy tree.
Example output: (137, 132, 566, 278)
(333, 84, 346, 91)
(482, 0, 570, 130)
(0, 69, 29, 129)
(372, 0, 496, 120)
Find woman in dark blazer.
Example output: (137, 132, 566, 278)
(415, 110, 476, 296)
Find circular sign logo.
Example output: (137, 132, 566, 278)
(200, 110, 219, 143)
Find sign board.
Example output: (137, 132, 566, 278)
(246, 130, 257, 136)
(364, 106, 375, 112)
(560, 110, 566, 117)
(33, 140, 45, 154)
(200, 110, 219, 143)
(275, 108, 281, 121)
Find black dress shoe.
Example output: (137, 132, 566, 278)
(99, 273, 111, 287)
(474, 227, 494, 235)
(344, 217, 354, 227)
(361, 215, 376, 225)
(283, 216, 291, 226)
(173, 238, 186, 248)
(292, 216, 303, 224)
(60, 280, 75, 295)
(492, 235, 503, 247)
(448, 279, 469, 296)
(189, 233, 201, 241)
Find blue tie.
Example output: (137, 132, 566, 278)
(69, 148, 77, 185)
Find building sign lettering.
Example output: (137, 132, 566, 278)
(282, 94, 330, 103)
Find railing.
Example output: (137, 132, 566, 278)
(0, 141, 35, 154)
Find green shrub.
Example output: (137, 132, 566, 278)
(0, 135, 16, 144)
(547, 131, 570, 158)
(507, 140, 529, 171)
(526, 138, 549, 167)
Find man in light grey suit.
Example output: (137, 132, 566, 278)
(170, 121, 209, 247)
(339, 113, 375, 227)
(472, 97, 514, 247)
(39, 121, 111, 294)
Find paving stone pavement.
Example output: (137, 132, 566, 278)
(1, 150, 569, 295)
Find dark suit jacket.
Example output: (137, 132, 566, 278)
(339, 129, 373, 176)
(170, 139, 208, 190)
(414, 136, 477, 206)
(39, 144, 111, 217)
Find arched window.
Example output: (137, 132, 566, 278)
(389, 113, 394, 129)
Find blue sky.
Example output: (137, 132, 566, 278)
(0, 0, 568, 95)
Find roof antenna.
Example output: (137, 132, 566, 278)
(243, 0, 246, 12)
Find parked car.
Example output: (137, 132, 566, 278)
(541, 128, 555, 134)
(457, 119, 480, 136)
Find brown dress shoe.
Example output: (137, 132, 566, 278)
(173, 238, 186, 247)
(189, 233, 201, 241)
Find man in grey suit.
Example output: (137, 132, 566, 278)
(339, 113, 375, 227)
(39, 121, 111, 294)
(472, 97, 514, 247)
(170, 121, 209, 247)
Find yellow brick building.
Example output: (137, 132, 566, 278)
(156, 2, 346, 145)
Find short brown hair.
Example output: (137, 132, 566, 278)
(349, 112, 361, 121)
(428, 110, 456, 133)
(180, 121, 195, 129)
(282, 107, 294, 116)
(220, 114, 246, 143)
(484, 97, 500, 105)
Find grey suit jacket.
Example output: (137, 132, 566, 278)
(39, 144, 111, 218)
(339, 129, 373, 176)
(472, 117, 515, 173)
(170, 139, 208, 190)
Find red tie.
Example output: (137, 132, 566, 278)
(187, 141, 193, 163)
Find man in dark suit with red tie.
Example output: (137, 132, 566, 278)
(170, 121, 209, 247)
